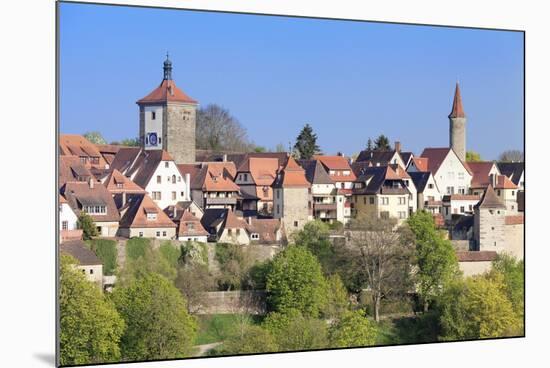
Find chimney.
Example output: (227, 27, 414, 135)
(122, 192, 126, 207)
(246, 216, 252, 225)
(491, 174, 497, 187)
(89, 178, 94, 189)
(173, 206, 177, 219)
(223, 154, 227, 162)
(395, 141, 401, 152)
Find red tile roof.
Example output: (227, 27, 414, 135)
(273, 156, 311, 188)
(119, 194, 176, 229)
(224, 210, 249, 229)
(476, 185, 505, 209)
(466, 161, 496, 187)
(449, 82, 466, 118)
(410, 157, 429, 172)
(314, 155, 357, 182)
(137, 79, 197, 105)
(238, 157, 279, 186)
(421, 147, 472, 175)
(178, 210, 209, 237)
(505, 215, 524, 225)
(495, 175, 518, 190)
(104, 169, 146, 194)
(456, 251, 497, 262)
(60, 135, 107, 168)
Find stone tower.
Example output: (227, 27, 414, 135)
(474, 184, 506, 252)
(448, 82, 466, 162)
(137, 55, 198, 164)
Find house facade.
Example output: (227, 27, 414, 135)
(418, 147, 473, 196)
(118, 193, 176, 239)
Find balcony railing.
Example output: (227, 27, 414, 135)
(314, 203, 337, 211)
(206, 197, 237, 205)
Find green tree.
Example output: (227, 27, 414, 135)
(407, 211, 459, 311)
(77, 212, 98, 240)
(120, 137, 140, 146)
(158, 241, 180, 268)
(263, 309, 328, 351)
(59, 255, 124, 365)
(266, 246, 328, 317)
(366, 138, 374, 151)
(175, 263, 216, 313)
(87, 239, 118, 275)
(253, 146, 267, 153)
(83, 131, 107, 145)
(293, 123, 321, 159)
(112, 273, 197, 361)
(491, 254, 524, 320)
(329, 310, 377, 348)
(292, 220, 334, 273)
(119, 241, 177, 286)
(439, 275, 520, 340)
(465, 151, 482, 162)
(322, 274, 349, 319)
(218, 325, 279, 355)
(215, 243, 250, 291)
(374, 134, 390, 150)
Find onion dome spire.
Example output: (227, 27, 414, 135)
(163, 52, 172, 80)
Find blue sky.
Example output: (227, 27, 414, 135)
(59, 2, 524, 160)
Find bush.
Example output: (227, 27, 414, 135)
(159, 241, 180, 268)
(87, 239, 117, 275)
(126, 237, 150, 260)
(329, 310, 377, 348)
(215, 243, 249, 291)
(263, 309, 328, 351)
(77, 212, 98, 240)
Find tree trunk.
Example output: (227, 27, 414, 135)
(423, 300, 429, 313)
(374, 295, 381, 322)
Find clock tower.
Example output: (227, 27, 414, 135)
(137, 54, 198, 164)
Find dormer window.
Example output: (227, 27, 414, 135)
(116, 183, 123, 189)
(84, 205, 106, 214)
(146, 213, 157, 220)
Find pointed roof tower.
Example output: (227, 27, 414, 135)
(448, 82, 465, 118)
(475, 184, 505, 209)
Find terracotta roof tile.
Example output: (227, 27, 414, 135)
(449, 82, 466, 118)
(104, 169, 146, 194)
(505, 215, 524, 225)
(475, 185, 505, 209)
(273, 156, 311, 188)
(410, 157, 429, 171)
(456, 251, 497, 262)
(467, 161, 497, 187)
(178, 210, 209, 237)
(60, 240, 102, 266)
(137, 79, 197, 105)
(119, 194, 176, 229)
(61, 181, 120, 223)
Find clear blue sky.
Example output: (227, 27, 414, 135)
(59, 2, 524, 160)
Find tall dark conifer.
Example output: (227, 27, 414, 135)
(294, 124, 321, 159)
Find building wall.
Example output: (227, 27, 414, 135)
(164, 103, 196, 164)
(219, 228, 250, 245)
(434, 150, 472, 196)
(75, 264, 103, 287)
(353, 194, 409, 223)
(96, 221, 119, 237)
(504, 223, 524, 260)
(144, 160, 189, 209)
(274, 187, 311, 236)
(141, 105, 164, 149)
(443, 199, 479, 220)
(178, 235, 208, 243)
(59, 203, 78, 231)
(403, 178, 417, 213)
(119, 227, 176, 239)
(449, 117, 466, 161)
(496, 188, 519, 213)
(475, 208, 506, 252)
(459, 260, 492, 277)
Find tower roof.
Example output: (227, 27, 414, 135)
(475, 184, 505, 209)
(137, 56, 197, 105)
(448, 82, 465, 118)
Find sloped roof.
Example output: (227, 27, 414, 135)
(495, 175, 518, 190)
(61, 181, 120, 222)
(272, 156, 311, 188)
(224, 210, 249, 229)
(60, 135, 107, 168)
(420, 147, 473, 176)
(449, 82, 466, 118)
(355, 149, 399, 166)
(137, 79, 197, 104)
(351, 164, 409, 195)
(466, 161, 497, 187)
(505, 215, 524, 225)
(110, 148, 174, 189)
(408, 171, 432, 193)
(59, 155, 93, 187)
(178, 210, 209, 237)
(119, 194, 176, 229)
(314, 155, 357, 182)
(60, 240, 102, 266)
(456, 251, 497, 262)
(409, 157, 429, 172)
(192, 163, 240, 192)
(299, 160, 334, 185)
(475, 185, 505, 209)
(164, 201, 203, 222)
(399, 152, 414, 167)
(238, 157, 279, 186)
(497, 162, 524, 185)
(246, 218, 281, 243)
(104, 169, 146, 194)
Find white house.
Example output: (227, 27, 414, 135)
(59, 195, 78, 232)
(417, 147, 473, 196)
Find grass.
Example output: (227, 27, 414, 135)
(375, 313, 440, 345)
(85, 239, 117, 275)
(195, 314, 263, 345)
(126, 237, 151, 260)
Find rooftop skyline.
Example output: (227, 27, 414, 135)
(59, 2, 524, 160)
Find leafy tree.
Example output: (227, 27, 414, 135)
(158, 241, 180, 268)
(266, 246, 328, 317)
(175, 263, 216, 313)
(87, 239, 118, 275)
(215, 243, 250, 291)
(83, 131, 107, 145)
(322, 274, 349, 319)
(77, 212, 98, 240)
(196, 104, 253, 152)
(439, 275, 520, 340)
(112, 273, 197, 361)
(119, 241, 177, 286)
(465, 151, 482, 162)
(366, 138, 374, 151)
(374, 134, 390, 151)
(407, 211, 459, 311)
(243, 259, 272, 290)
(120, 137, 140, 146)
(490, 254, 524, 320)
(292, 220, 334, 274)
(498, 150, 524, 162)
(329, 310, 377, 348)
(337, 215, 415, 322)
(218, 325, 279, 355)
(253, 146, 267, 153)
(293, 123, 321, 160)
(263, 309, 328, 351)
(59, 255, 125, 365)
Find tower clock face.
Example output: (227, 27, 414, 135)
(148, 132, 158, 146)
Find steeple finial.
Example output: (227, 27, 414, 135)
(163, 52, 172, 80)
(448, 82, 465, 118)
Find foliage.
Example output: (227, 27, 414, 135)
(292, 220, 334, 274)
(86, 239, 118, 275)
(490, 254, 524, 320)
(158, 241, 180, 268)
(112, 273, 197, 361)
(196, 104, 254, 152)
(120, 137, 140, 146)
(217, 325, 278, 355)
(329, 310, 377, 348)
(215, 243, 250, 290)
(266, 246, 328, 317)
(253, 146, 267, 153)
(438, 275, 521, 340)
(337, 215, 415, 321)
(59, 255, 124, 365)
(175, 263, 216, 313)
(179, 241, 209, 266)
(293, 123, 321, 160)
(322, 274, 349, 319)
(243, 259, 272, 290)
(263, 309, 328, 351)
(366, 138, 374, 151)
(328, 220, 344, 232)
(374, 134, 390, 150)
(83, 131, 107, 145)
(77, 212, 98, 240)
(465, 151, 482, 162)
(498, 149, 524, 162)
(407, 211, 459, 311)
(125, 237, 150, 260)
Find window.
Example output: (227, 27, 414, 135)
(380, 197, 389, 205)
(399, 197, 406, 205)
(469, 205, 473, 211)
(152, 192, 162, 200)
(512, 191, 515, 196)
(294, 221, 298, 227)
(146, 213, 157, 220)
(399, 211, 407, 219)
(181, 192, 184, 197)
(178, 176, 181, 182)
(244, 173, 248, 181)
(369, 197, 374, 205)
(151, 111, 156, 120)
(497, 190, 501, 196)
(62, 221, 68, 230)
(187, 222, 195, 230)
(428, 183, 434, 189)
(84, 205, 106, 214)
(380, 211, 390, 219)
(363, 197, 366, 205)
(139, 232, 143, 237)
(460, 206, 465, 213)
(165, 162, 169, 168)
(145, 136, 149, 144)
(157, 175, 161, 184)
(458, 172, 464, 180)
(90, 269, 94, 275)
(172, 191, 176, 200)
(172, 175, 176, 184)
(276, 204, 280, 214)
(158, 137, 162, 144)
(156, 231, 160, 237)
(276, 190, 280, 199)
(341, 183, 345, 189)
(236, 229, 241, 235)
(446, 187, 454, 195)
(163, 231, 167, 237)
(251, 233, 260, 240)
(116, 183, 123, 188)
(458, 187, 466, 194)
(228, 229, 232, 235)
